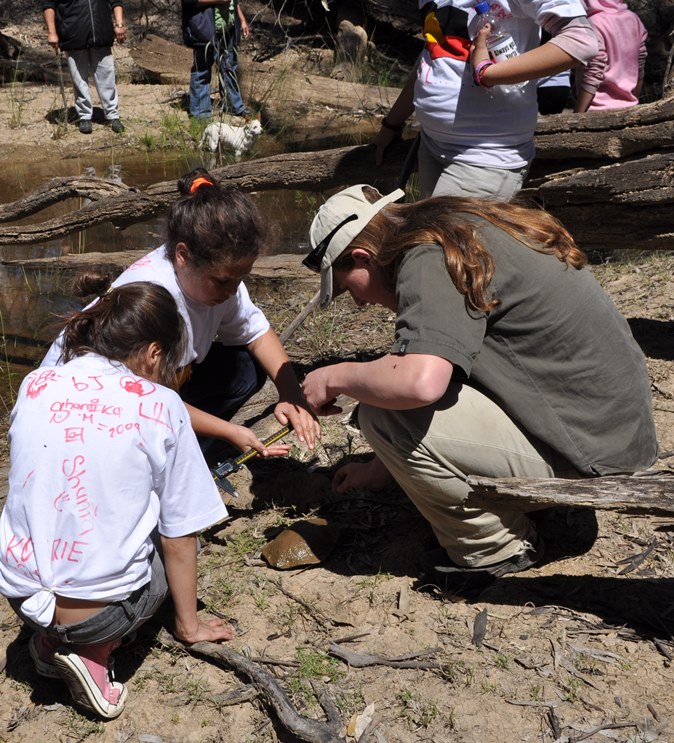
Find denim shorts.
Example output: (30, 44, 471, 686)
(10, 549, 169, 646)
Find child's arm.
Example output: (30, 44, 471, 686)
(473, 16, 598, 87)
(247, 328, 320, 449)
(160, 533, 235, 644)
(183, 401, 291, 457)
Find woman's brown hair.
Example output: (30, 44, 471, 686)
(343, 190, 587, 312)
(59, 281, 188, 390)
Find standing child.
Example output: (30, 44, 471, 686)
(574, 0, 647, 112)
(181, 0, 250, 118)
(0, 282, 234, 719)
(43, 167, 319, 456)
(373, 0, 598, 200)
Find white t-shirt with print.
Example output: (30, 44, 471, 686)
(0, 354, 228, 626)
(42, 246, 270, 367)
(415, 0, 586, 169)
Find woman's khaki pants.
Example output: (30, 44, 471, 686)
(359, 383, 574, 568)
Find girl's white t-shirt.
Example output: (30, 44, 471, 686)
(42, 246, 270, 367)
(0, 354, 228, 626)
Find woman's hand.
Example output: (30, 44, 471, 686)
(174, 616, 236, 644)
(114, 24, 127, 44)
(373, 125, 400, 166)
(301, 367, 342, 416)
(332, 456, 392, 493)
(46, 31, 60, 52)
(274, 401, 321, 450)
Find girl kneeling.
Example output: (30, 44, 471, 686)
(0, 282, 233, 719)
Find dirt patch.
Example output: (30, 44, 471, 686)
(1, 6, 674, 743)
(0, 256, 672, 743)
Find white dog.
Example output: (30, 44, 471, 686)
(199, 118, 263, 156)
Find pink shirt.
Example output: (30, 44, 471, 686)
(576, 0, 647, 110)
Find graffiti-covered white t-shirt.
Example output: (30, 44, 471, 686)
(0, 354, 228, 626)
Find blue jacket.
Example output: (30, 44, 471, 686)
(181, 1, 216, 47)
(181, 1, 241, 47)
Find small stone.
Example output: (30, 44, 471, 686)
(261, 517, 342, 569)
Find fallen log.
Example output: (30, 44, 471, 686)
(0, 252, 317, 288)
(0, 142, 408, 245)
(465, 468, 674, 516)
(532, 98, 674, 164)
(4, 96, 674, 250)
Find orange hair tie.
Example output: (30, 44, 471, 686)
(190, 176, 214, 193)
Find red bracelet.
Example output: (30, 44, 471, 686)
(473, 60, 495, 88)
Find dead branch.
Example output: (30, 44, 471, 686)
(465, 470, 674, 516)
(570, 721, 639, 743)
(0, 176, 133, 222)
(328, 643, 442, 670)
(159, 629, 345, 743)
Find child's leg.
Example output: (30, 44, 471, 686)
(13, 549, 168, 717)
(180, 342, 266, 420)
(53, 639, 127, 719)
(29, 633, 62, 678)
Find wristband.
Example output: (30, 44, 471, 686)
(381, 116, 404, 133)
(473, 60, 495, 88)
(115, 23, 125, 28)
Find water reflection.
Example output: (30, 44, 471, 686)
(0, 150, 320, 408)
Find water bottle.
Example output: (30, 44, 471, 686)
(474, 1, 518, 63)
(473, 1, 525, 92)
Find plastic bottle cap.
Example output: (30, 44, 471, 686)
(474, 1, 490, 13)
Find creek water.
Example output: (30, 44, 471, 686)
(0, 148, 328, 413)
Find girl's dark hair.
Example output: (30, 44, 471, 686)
(60, 281, 188, 390)
(342, 190, 587, 313)
(165, 168, 264, 269)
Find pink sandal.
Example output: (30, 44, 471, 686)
(53, 640, 127, 719)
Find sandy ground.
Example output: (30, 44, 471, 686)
(1, 8, 674, 743)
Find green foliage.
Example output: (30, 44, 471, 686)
(355, 569, 394, 606)
(63, 708, 105, 738)
(140, 112, 203, 151)
(287, 647, 344, 708)
(295, 647, 343, 683)
(397, 688, 447, 730)
(204, 575, 235, 614)
(225, 530, 266, 561)
(8, 58, 27, 129)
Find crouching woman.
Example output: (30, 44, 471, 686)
(0, 281, 233, 719)
(301, 185, 658, 588)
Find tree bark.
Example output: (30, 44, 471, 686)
(465, 470, 674, 516)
